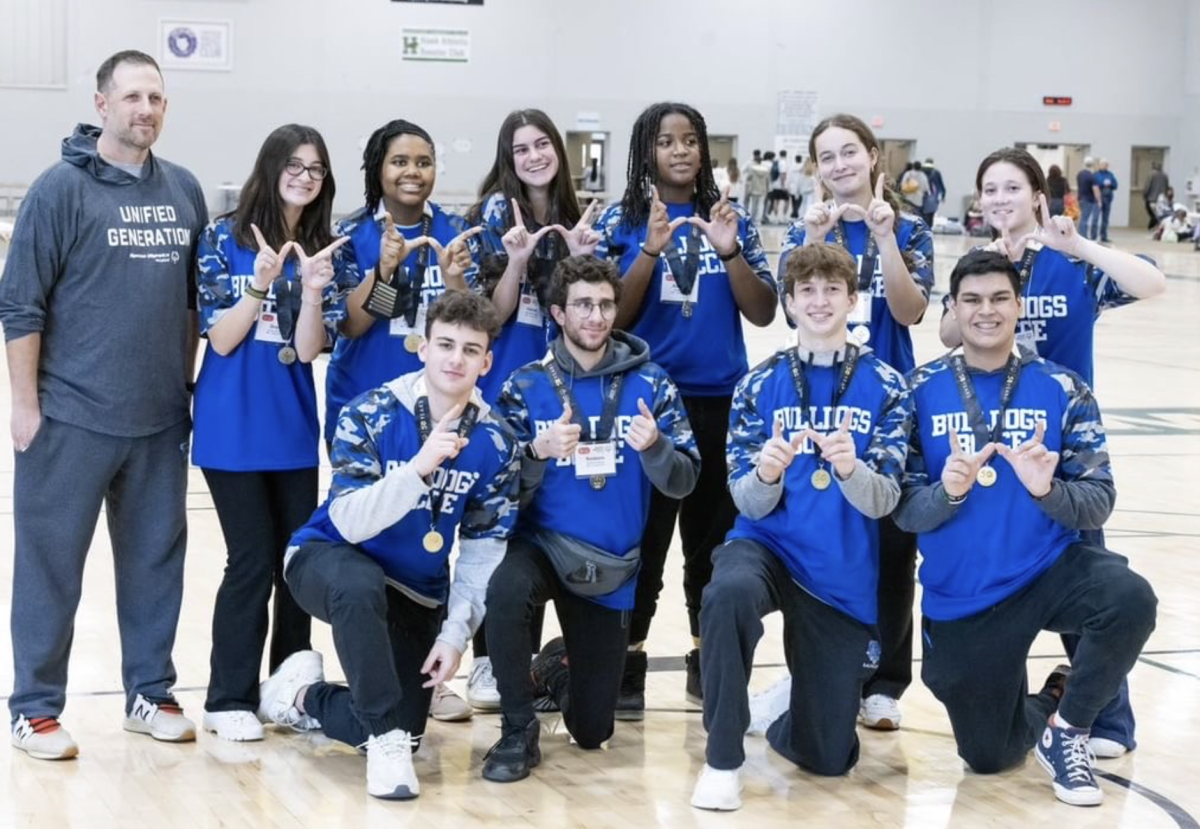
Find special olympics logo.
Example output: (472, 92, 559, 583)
(167, 27, 198, 58)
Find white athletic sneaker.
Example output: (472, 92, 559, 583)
(467, 657, 501, 711)
(690, 764, 743, 811)
(123, 694, 197, 742)
(747, 675, 792, 736)
(1089, 737, 1129, 759)
(203, 710, 265, 742)
(859, 693, 902, 730)
(365, 729, 420, 799)
(11, 715, 79, 760)
(429, 683, 473, 722)
(258, 650, 325, 730)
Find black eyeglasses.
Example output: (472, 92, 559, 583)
(285, 158, 329, 181)
(566, 299, 618, 319)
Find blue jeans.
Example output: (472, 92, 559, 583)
(1078, 200, 1099, 239)
(1099, 199, 1113, 241)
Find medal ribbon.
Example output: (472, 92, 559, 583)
(270, 264, 304, 346)
(949, 354, 1023, 453)
(784, 345, 860, 468)
(661, 224, 702, 297)
(540, 353, 625, 443)
(831, 220, 879, 293)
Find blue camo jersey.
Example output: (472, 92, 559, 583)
(940, 245, 1144, 387)
(778, 214, 933, 373)
(472, 191, 560, 404)
(903, 352, 1111, 620)
(193, 216, 355, 471)
(593, 201, 775, 396)
(496, 357, 699, 610)
(725, 349, 911, 623)
(324, 203, 479, 440)
(290, 384, 520, 603)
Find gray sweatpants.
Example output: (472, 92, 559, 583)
(8, 416, 190, 719)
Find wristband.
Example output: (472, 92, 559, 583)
(245, 284, 268, 300)
(718, 240, 742, 262)
(640, 244, 661, 259)
(941, 485, 967, 506)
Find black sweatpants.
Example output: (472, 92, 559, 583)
(486, 537, 629, 748)
(864, 516, 917, 700)
(700, 539, 876, 775)
(286, 540, 442, 746)
(632, 394, 737, 642)
(921, 542, 1157, 774)
(203, 467, 316, 712)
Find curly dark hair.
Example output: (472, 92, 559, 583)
(424, 290, 502, 346)
(546, 255, 623, 311)
(361, 119, 435, 212)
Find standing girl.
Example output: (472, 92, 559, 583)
(594, 101, 776, 716)
(194, 124, 354, 740)
(465, 109, 599, 710)
(325, 118, 481, 722)
(770, 113, 934, 734)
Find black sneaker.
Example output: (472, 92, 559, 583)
(530, 637, 570, 712)
(615, 650, 647, 721)
(685, 648, 702, 705)
(1041, 663, 1072, 703)
(482, 717, 541, 783)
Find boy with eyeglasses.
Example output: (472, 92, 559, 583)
(481, 255, 700, 782)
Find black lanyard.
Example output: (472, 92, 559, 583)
(949, 354, 1022, 449)
(414, 396, 479, 529)
(831, 220, 878, 292)
(400, 215, 434, 327)
(362, 214, 433, 322)
(785, 345, 860, 461)
(270, 269, 304, 344)
(1015, 244, 1039, 295)
(527, 234, 565, 309)
(540, 354, 625, 442)
(662, 224, 702, 296)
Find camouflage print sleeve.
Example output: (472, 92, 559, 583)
(1033, 368, 1116, 530)
(863, 363, 912, 481)
(733, 204, 775, 288)
(904, 217, 936, 299)
(894, 365, 962, 534)
(329, 389, 391, 497)
(635, 366, 701, 498)
(322, 242, 359, 341)
(726, 361, 785, 519)
(494, 368, 546, 507)
(459, 424, 521, 543)
(592, 203, 624, 261)
(195, 220, 235, 335)
(1087, 257, 1147, 314)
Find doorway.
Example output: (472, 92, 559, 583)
(1130, 146, 1169, 228)
(1017, 142, 1090, 189)
(707, 134, 739, 171)
(565, 131, 610, 199)
(879, 139, 915, 189)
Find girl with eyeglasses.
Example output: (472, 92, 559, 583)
(192, 123, 356, 741)
(593, 101, 776, 717)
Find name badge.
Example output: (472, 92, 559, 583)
(517, 292, 544, 327)
(255, 305, 286, 344)
(660, 269, 699, 305)
(1015, 325, 1038, 352)
(574, 440, 618, 478)
(390, 303, 428, 339)
(848, 292, 872, 325)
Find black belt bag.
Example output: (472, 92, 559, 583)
(528, 529, 640, 598)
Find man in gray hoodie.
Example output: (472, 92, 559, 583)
(0, 49, 208, 760)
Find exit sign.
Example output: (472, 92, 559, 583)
(1043, 96, 1073, 106)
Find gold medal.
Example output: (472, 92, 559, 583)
(422, 530, 444, 553)
(811, 468, 832, 491)
(682, 301, 693, 319)
(277, 346, 297, 365)
(976, 466, 997, 488)
(404, 333, 422, 353)
(590, 475, 607, 491)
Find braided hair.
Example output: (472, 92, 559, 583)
(619, 102, 721, 229)
(361, 119, 435, 212)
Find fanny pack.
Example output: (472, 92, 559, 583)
(528, 529, 640, 598)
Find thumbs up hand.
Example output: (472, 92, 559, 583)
(626, 397, 660, 452)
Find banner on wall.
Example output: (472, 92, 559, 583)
(401, 28, 470, 62)
(775, 90, 819, 159)
(158, 19, 233, 72)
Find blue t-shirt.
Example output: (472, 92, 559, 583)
(593, 201, 775, 397)
(778, 213, 934, 374)
(324, 202, 478, 441)
(903, 352, 1110, 621)
(472, 191, 560, 404)
(495, 346, 699, 610)
(192, 216, 354, 471)
(725, 348, 911, 624)
(940, 245, 1144, 388)
(291, 378, 520, 603)
(1093, 170, 1118, 203)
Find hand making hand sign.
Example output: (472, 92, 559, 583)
(377, 212, 424, 278)
(249, 223, 294, 292)
(756, 418, 806, 485)
(802, 410, 858, 480)
(941, 429, 998, 499)
(294, 236, 350, 300)
(412, 403, 470, 478)
(643, 185, 690, 256)
(803, 199, 862, 243)
(995, 420, 1057, 498)
(551, 199, 603, 257)
(864, 172, 896, 239)
(687, 195, 740, 258)
(427, 226, 484, 285)
(502, 200, 560, 266)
